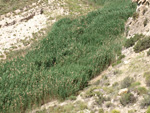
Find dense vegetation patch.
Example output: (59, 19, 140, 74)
(120, 92, 136, 106)
(134, 36, 150, 53)
(124, 34, 143, 48)
(0, 0, 136, 112)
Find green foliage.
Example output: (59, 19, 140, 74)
(99, 108, 104, 113)
(147, 106, 150, 113)
(120, 92, 136, 106)
(131, 81, 141, 88)
(67, 95, 77, 100)
(144, 72, 150, 87)
(134, 36, 150, 53)
(128, 109, 136, 113)
(84, 87, 97, 98)
(0, 0, 136, 112)
(141, 93, 150, 107)
(147, 49, 150, 56)
(136, 87, 148, 95)
(118, 54, 125, 61)
(95, 93, 106, 105)
(144, 18, 148, 27)
(121, 77, 135, 88)
(112, 82, 119, 87)
(112, 60, 122, 67)
(111, 109, 120, 113)
(132, 12, 139, 20)
(124, 34, 143, 48)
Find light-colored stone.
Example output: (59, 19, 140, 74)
(118, 88, 128, 95)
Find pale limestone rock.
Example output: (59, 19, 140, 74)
(118, 88, 128, 95)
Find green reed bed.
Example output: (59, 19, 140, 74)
(0, 0, 136, 112)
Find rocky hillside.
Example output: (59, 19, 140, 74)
(0, 0, 96, 60)
(1, 0, 150, 113)
(31, 1, 150, 113)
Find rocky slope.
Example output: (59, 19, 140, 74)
(0, 0, 95, 60)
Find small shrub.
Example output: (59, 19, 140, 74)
(99, 108, 104, 113)
(144, 72, 150, 87)
(111, 109, 120, 113)
(105, 102, 113, 108)
(141, 94, 150, 107)
(147, 106, 150, 113)
(134, 36, 150, 53)
(118, 54, 125, 61)
(95, 93, 106, 105)
(124, 34, 143, 48)
(143, 8, 148, 15)
(144, 18, 148, 27)
(131, 81, 141, 88)
(124, 38, 135, 48)
(147, 49, 150, 56)
(120, 92, 136, 106)
(112, 82, 119, 87)
(84, 88, 96, 98)
(121, 77, 134, 88)
(93, 80, 100, 85)
(136, 87, 148, 95)
(68, 95, 77, 100)
(112, 60, 122, 67)
(128, 109, 136, 113)
(133, 12, 139, 20)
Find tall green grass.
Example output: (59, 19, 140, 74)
(0, 0, 136, 112)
